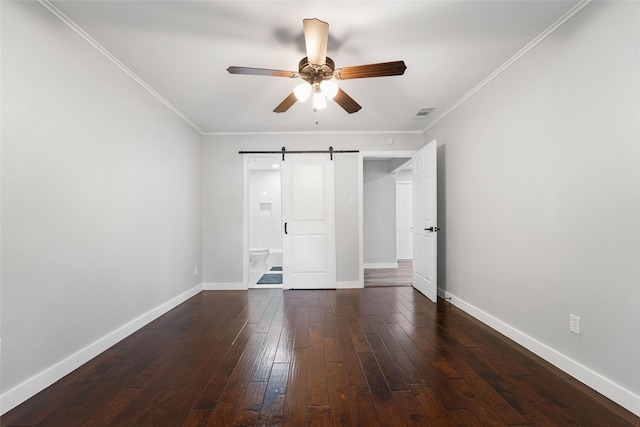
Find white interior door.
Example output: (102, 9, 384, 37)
(412, 140, 438, 302)
(282, 154, 336, 289)
(396, 182, 413, 259)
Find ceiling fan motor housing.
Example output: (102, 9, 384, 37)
(298, 57, 335, 84)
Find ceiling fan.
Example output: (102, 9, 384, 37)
(227, 18, 407, 114)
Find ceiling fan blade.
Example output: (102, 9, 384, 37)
(333, 87, 362, 114)
(335, 61, 407, 80)
(273, 92, 298, 113)
(303, 18, 329, 66)
(227, 66, 298, 78)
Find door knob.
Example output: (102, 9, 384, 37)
(425, 227, 440, 232)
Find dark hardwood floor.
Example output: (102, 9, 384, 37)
(2, 288, 638, 426)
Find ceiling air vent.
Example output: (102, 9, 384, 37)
(413, 107, 435, 120)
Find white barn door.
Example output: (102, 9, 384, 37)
(412, 140, 438, 302)
(282, 155, 336, 289)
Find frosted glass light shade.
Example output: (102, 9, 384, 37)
(313, 92, 327, 110)
(293, 82, 312, 101)
(320, 80, 338, 99)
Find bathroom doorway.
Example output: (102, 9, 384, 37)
(245, 155, 283, 288)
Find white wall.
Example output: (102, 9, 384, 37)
(363, 159, 397, 266)
(334, 154, 360, 283)
(425, 1, 640, 414)
(249, 170, 282, 251)
(202, 133, 424, 286)
(1, 1, 203, 412)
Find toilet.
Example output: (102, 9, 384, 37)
(249, 248, 270, 272)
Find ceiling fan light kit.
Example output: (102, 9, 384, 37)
(227, 18, 406, 114)
(293, 79, 338, 111)
(293, 82, 312, 102)
(320, 80, 338, 99)
(313, 90, 327, 110)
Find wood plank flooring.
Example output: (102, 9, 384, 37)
(2, 288, 638, 426)
(364, 260, 413, 287)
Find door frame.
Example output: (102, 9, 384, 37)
(359, 151, 416, 286)
(243, 153, 282, 289)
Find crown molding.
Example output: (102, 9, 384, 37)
(422, 0, 592, 134)
(203, 129, 424, 136)
(37, 0, 591, 139)
(37, 0, 203, 135)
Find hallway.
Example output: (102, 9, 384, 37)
(364, 260, 413, 287)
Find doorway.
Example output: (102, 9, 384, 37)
(360, 142, 438, 300)
(246, 155, 283, 288)
(361, 152, 414, 287)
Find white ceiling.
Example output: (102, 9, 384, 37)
(50, 1, 581, 134)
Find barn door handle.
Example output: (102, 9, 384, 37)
(284, 222, 288, 234)
(425, 227, 440, 232)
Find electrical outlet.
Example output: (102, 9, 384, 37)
(569, 314, 581, 335)
(194, 266, 199, 276)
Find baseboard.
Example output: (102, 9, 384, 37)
(0, 284, 203, 415)
(202, 282, 247, 290)
(439, 289, 640, 418)
(363, 262, 398, 269)
(336, 280, 363, 289)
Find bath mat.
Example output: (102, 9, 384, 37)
(257, 273, 282, 285)
(270, 266, 282, 272)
